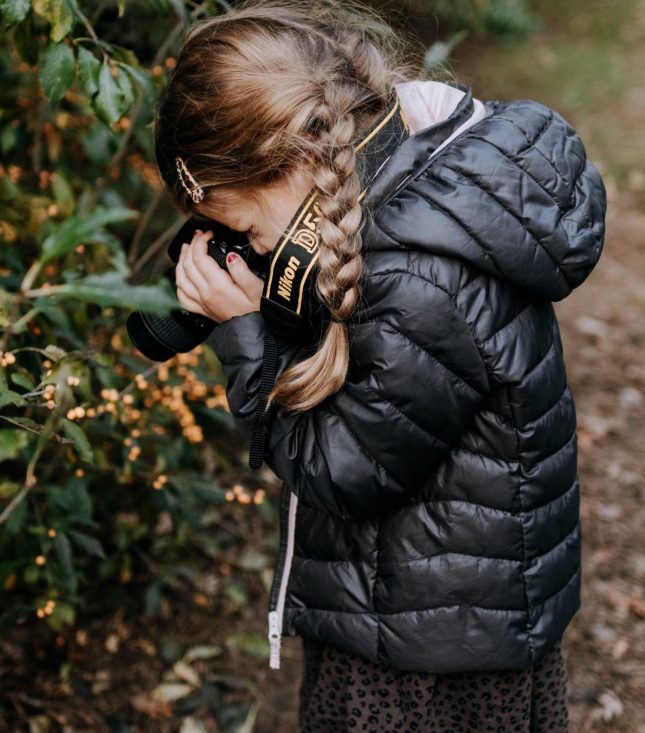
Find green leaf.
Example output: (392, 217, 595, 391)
(0, 390, 26, 408)
(5, 496, 28, 534)
(225, 631, 269, 659)
(39, 206, 137, 264)
(9, 371, 33, 391)
(76, 45, 100, 98)
(94, 60, 126, 125)
(61, 418, 93, 463)
(1, 125, 18, 154)
(40, 42, 76, 102)
(61, 272, 179, 313)
(122, 63, 155, 103)
(0, 0, 30, 28)
(33, 0, 75, 42)
(67, 529, 105, 558)
(0, 480, 22, 499)
(69, 478, 92, 518)
(55, 530, 74, 576)
(228, 546, 271, 572)
(0, 428, 30, 462)
(51, 169, 74, 216)
(10, 366, 36, 391)
(47, 599, 75, 632)
(109, 44, 138, 66)
(116, 65, 134, 109)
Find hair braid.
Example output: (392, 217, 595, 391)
(267, 83, 366, 414)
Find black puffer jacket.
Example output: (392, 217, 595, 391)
(206, 84, 606, 674)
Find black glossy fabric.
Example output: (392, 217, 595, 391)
(206, 85, 606, 673)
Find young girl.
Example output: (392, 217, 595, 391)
(154, 1, 606, 730)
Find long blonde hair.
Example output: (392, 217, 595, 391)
(154, 0, 418, 414)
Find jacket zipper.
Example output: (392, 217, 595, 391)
(267, 481, 299, 669)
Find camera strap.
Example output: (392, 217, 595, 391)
(249, 89, 411, 469)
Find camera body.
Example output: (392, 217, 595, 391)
(167, 218, 269, 280)
(126, 216, 330, 362)
(126, 218, 269, 362)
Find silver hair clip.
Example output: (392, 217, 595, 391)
(175, 156, 204, 204)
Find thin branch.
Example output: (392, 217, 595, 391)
(127, 187, 165, 266)
(0, 412, 60, 526)
(10, 307, 40, 335)
(74, 5, 100, 44)
(129, 217, 185, 280)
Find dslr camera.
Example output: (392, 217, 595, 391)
(126, 219, 269, 362)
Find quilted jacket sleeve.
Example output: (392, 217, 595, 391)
(206, 263, 492, 522)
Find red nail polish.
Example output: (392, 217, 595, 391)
(226, 252, 239, 265)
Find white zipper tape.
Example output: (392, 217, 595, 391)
(268, 490, 299, 669)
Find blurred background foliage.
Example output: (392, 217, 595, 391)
(0, 0, 544, 729)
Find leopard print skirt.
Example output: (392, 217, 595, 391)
(298, 636, 570, 732)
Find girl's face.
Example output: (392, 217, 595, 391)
(196, 167, 314, 256)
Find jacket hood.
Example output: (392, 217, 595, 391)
(362, 81, 607, 302)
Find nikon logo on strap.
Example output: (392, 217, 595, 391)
(277, 255, 301, 301)
(261, 91, 410, 330)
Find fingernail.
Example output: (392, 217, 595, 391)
(195, 229, 203, 235)
(226, 253, 239, 265)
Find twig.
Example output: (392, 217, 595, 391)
(127, 187, 165, 266)
(129, 217, 185, 280)
(74, 5, 101, 45)
(10, 307, 40, 335)
(0, 412, 60, 526)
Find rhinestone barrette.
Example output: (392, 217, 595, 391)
(175, 156, 204, 204)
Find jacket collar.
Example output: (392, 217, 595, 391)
(362, 81, 476, 213)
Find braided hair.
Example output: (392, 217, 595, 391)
(154, 0, 418, 413)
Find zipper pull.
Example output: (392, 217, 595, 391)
(268, 610, 282, 669)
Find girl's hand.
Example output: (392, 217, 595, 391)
(175, 229, 264, 323)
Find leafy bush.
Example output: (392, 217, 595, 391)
(0, 0, 269, 640)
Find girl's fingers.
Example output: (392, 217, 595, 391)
(176, 285, 207, 316)
(178, 231, 260, 321)
(181, 242, 212, 292)
(188, 231, 230, 279)
(175, 270, 202, 304)
(226, 253, 264, 304)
